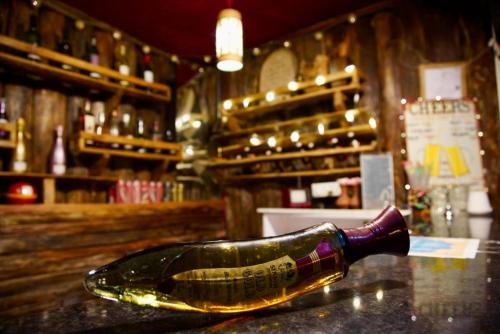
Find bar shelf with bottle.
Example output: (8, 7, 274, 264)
(76, 132, 182, 162)
(221, 68, 361, 121)
(0, 35, 171, 103)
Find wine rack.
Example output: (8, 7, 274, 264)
(210, 68, 377, 182)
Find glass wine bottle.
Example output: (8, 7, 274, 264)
(0, 98, 8, 140)
(85, 206, 409, 313)
(83, 100, 95, 145)
(143, 51, 154, 83)
(12, 118, 27, 173)
(50, 125, 66, 175)
(109, 109, 121, 149)
(121, 112, 133, 150)
(58, 25, 73, 70)
(88, 36, 101, 78)
(135, 117, 146, 153)
(116, 44, 130, 86)
(24, 14, 41, 61)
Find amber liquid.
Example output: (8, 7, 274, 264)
(85, 223, 347, 313)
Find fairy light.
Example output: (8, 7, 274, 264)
(317, 123, 325, 135)
(283, 40, 291, 48)
(314, 32, 323, 40)
(344, 64, 356, 73)
(249, 133, 262, 146)
(252, 47, 261, 56)
(315, 75, 326, 86)
(345, 110, 356, 122)
(288, 81, 299, 91)
(223, 100, 233, 110)
(290, 130, 300, 142)
(192, 120, 202, 128)
(401, 98, 407, 105)
(369, 117, 377, 129)
(265, 91, 276, 102)
(478, 131, 484, 137)
(267, 136, 277, 148)
(243, 98, 251, 108)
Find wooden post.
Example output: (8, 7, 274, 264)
(372, 11, 405, 206)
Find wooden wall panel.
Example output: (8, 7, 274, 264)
(0, 200, 226, 318)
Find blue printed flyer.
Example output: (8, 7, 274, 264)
(409, 236, 480, 259)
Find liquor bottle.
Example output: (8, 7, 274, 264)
(93, 101, 106, 135)
(87, 36, 101, 78)
(116, 44, 130, 86)
(85, 206, 409, 313)
(25, 15, 41, 61)
(12, 118, 27, 173)
(0, 98, 8, 139)
(135, 117, 146, 153)
(83, 100, 95, 145)
(58, 25, 73, 70)
(143, 50, 154, 83)
(109, 109, 120, 149)
(121, 113, 133, 150)
(50, 125, 66, 175)
(151, 119, 162, 153)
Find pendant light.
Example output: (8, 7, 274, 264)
(216, 0, 243, 72)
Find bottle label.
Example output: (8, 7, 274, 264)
(160, 239, 337, 305)
(52, 164, 66, 175)
(144, 70, 154, 83)
(13, 161, 27, 173)
(84, 115, 95, 133)
(119, 65, 130, 76)
(90, 54, 99, 66)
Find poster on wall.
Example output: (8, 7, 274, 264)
(404, 99, 484, 188)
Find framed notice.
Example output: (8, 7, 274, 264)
(419, 62, 467, 99)
(404, 99, 484, 187)
(360, 153, 395, 209)
(259, 48, 297, 92)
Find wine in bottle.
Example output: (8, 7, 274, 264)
(24, 15, 41, 61)
(85, 206, 409, 313)
(12, 118, 27, 173)
(0, 98, 9, 139)
(50, 125, 66, 175)
(121, 112, 133, 150)
(83, 100, 95, 145)
(109, 109, 120, 149)
(88, 36, 101, 78)
(116, 44, 130, 86)
(143, 50, 154, 83)
(151, 119, 162, 153)
(58, 25, 73, 70)
(135, 117, 146, 153)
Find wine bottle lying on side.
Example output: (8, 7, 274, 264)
(84, 206, 409, 313)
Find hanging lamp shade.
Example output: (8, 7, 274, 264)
(216, 8, 243, 72)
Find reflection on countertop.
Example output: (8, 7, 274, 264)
(1, 213, 499, 333)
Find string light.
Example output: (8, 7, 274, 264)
(265, 91, 276, 102)
(283, 40, 291, 48)
(344, 64, 356, 73)
(317, 123, 325, 135)
(369, 117, 377, 129)
(287, 81, 299, 91)
(315, 75, 326, 86)
(223, 100, 233, 110)
(243, 98, 251, 108)
(249, 133, 262, 146)
(267, 136, 277, 148)
(290, 130, 300, 142)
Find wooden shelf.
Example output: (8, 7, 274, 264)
(0, 122, 15, 149)
(212, 108, 369, 140)
(224, 167, 361, 182)
(209, 142, 376, 167)
(222, 69, 361, 113)
(0, 35, 171, 103)
(227, 82, 361, 120)
(77, 132, 182, 161)
(0, 171, 118, 183)
(218, 124, 376, 157)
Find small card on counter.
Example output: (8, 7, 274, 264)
(409, 236, 480, 259)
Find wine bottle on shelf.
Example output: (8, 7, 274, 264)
(151, 119, 162, 153)
(12, 118, 27, 173)
(142, 47, 154, 83)
(85, 206, 409, 313)
(109, 109, 120, 149)
(93, 101, 106, 136)
(24, 15, 41, 61)
(0, 98, 9, 140)
(135, 117, 146, 153)
(116, 44, 130, 86)
(58, 25, 73, 70)
(83, 100, 95, 145)
(50, 125, 66, 175)
(121, 113, 133, 150)
(87, 36, 101, 78)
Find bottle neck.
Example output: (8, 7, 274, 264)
(340, 206, 410, 264)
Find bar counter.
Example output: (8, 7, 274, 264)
(2, 212, 499, 333)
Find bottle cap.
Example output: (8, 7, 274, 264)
(341, 206, 409, 264)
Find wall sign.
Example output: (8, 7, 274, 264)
(360, 153, 395, 209)
(419, 62, 467, 99)
(404, 99, 484, 187)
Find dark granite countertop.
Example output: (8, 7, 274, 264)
(2, 212, 499, 333)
